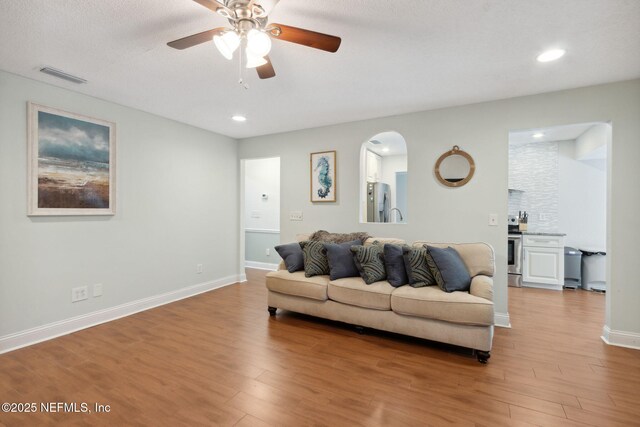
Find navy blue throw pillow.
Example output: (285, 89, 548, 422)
(425, 246, 471, 292)
(383, 244, 409, 287)
(324, 240, 362, 280)
(274, 242, 304, 273)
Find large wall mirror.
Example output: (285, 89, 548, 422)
(359, 131, 408, 223)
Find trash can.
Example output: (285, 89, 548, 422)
(564, 247, 582, 289)
(580, 249, 606, 292)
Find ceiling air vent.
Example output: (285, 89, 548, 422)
(39, 67, 87, 84)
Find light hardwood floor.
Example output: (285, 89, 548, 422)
(1, 269, 638, 426)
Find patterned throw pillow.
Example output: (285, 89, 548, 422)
(300, 240, 330, 277)
(351, 243, 386, 284)
(402, 247, 436, 288)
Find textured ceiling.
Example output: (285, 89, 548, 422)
(0, 0, 639, 139)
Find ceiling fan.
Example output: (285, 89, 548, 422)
(167, 0, 342, 80)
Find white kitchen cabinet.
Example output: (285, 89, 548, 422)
(366, 150, 382, 182)
(522, 234, 565, 290)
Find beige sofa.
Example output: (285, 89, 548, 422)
(266, 236, 495, 363)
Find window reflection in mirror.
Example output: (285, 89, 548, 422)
(359, 131, 408, 223)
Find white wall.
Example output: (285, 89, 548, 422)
(0, 71, 240, 337)
(238, 79, 640, 341)
(243, 157, 280, 265)
(559, 141, 606, 250)
(244, 157, 280, 231)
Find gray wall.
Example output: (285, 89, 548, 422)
(0, 71, 239, 336)
(244, 231, 280, 264)
(239, 79, 640, 337)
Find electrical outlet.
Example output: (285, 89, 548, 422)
(266, 248, 270, 256)
(196, 264, 203, 274)
(93, 283, 103, 297)
(71, 286, 89, 303)
(539, 213, 549, 221)
(488, 214, 498, 226)
(251, 211, 261, 218)
(289, 211, 303, 221)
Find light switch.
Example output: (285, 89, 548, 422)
(289, 211, 303, 221)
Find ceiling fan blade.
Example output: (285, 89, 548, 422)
(192, 0, 231, 15)
(270, 23, 341, 53)
(256, 56, 276, 79)
(167, 27, 226, 50)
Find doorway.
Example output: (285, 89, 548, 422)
(240, 157, 281, 275)
(507, 122, 609, 297)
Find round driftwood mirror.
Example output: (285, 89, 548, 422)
(434, 145, 475, 187)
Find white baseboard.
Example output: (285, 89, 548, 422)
(0, 274, 243, 355)
(601, 325, 640, 350)
(494, 312, 511, 328)
(239, 273, 247, 282)
(245, 260, 278, 271)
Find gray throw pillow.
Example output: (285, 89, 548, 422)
(383, 244, 409, 287)
(324, 240, 362, 280)
(274, 242, 304, 273)
(425, 245, 471, 292)
(300, 240, 330, 277)
(351, 244, 386, 284)
(402, 247, 436, 288)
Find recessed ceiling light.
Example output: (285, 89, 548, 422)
(232, 115, 247, 122)
(537, 49, 566, 63)
(382, 147, 390, 152)
(533, 133, 544, 138)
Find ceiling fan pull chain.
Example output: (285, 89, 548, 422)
(238, 41, 249, 90)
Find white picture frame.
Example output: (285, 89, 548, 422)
(27, 102, 116, 216)
(310, 150, 336, 202)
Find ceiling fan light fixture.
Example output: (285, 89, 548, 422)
(214, 31, 240, 60)
(245, 51, 267, 69)
(246, 29, 272, 57)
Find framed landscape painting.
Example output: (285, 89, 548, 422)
(27, 103, 116, 216)
(310, 150, 336, 202)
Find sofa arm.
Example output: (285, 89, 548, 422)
(470, 275, 493, 301)
(277, 260, 286, 271)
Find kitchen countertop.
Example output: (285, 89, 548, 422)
(522, 231, 566, 236)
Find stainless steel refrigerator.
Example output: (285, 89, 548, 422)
(367, 182, 390, 222)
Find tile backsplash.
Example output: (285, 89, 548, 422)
(508, 142, 559, 232)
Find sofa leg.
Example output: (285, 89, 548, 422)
(268, 306, 277, 316)
(354, 326, 366, 335)
(476, 350, 491, 364)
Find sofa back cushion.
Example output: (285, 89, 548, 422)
(412, 241, 495, 277)
(364, 237, 405, 246)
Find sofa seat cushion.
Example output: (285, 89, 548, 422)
(266, 270, 329, 301)
(391, 286, 493, 326)
(328, 277, 394, 310)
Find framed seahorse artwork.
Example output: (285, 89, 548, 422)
(310, 150, 336, 202)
